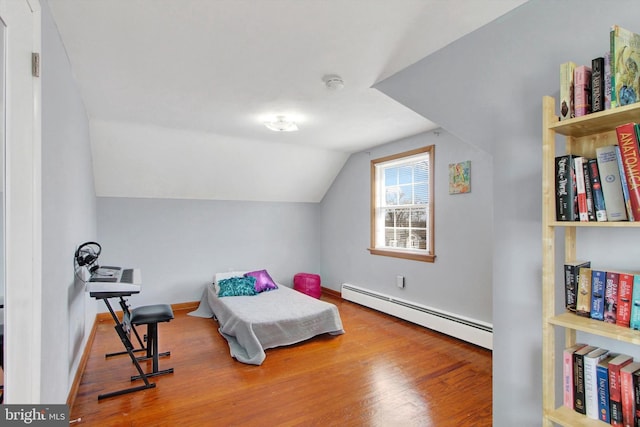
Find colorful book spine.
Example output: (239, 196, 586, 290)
(620, 362, 640, 427)
(604, 271, 620, 323)
(582, 159, 596, 221)
(616, 123, 640, 221)
(605, 51, 612, 110)
(597, 355, 615, 424)
(610, 25, 640, 108)
(590, 270, 606, 320)
(575, 156, 589, 222)
(564, 343, 587, 408)
(610, 354, 634, 426)
(617, 273, 635, 328)
(576, 267, 593, 317)
(560, 61, 576, 120)
(585, 348, 610, 419)
(565, 261, 591, 312)
(574, 345, 598, 414)
(615, 145, 635, 222)
(556, 155, 578, 221)
(574, 65, 592, 117)
(592, 57, 605, 113)
(630, 275, 640, 330)
(589, 159, 608, 221)
(596, 146, 628, 221)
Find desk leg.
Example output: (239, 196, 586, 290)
(97, 299, 156, 400)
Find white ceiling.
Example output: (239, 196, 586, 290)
(47, 0, 527, 202)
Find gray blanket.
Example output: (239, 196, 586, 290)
(206, 283, 344, 365)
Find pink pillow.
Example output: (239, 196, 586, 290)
(244, 269, 278, 292)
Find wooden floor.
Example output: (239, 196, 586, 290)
(70, 293, 492, 426)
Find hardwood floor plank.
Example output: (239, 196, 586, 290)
(70, 294, 492, 426)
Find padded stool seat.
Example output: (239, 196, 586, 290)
(130, 304, 174, 324)
(129, 304, 174, 381)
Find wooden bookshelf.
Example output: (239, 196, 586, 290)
(542, 96, 640, 426)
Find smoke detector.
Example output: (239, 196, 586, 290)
(323, 74, 344, 91)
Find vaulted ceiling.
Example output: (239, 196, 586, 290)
(47, 0, 527, 202)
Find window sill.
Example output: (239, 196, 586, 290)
(367, 248, 435, 263)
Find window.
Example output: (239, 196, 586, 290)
(369, 145, 435, 262)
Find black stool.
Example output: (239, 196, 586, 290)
(129, 304, 174, 381)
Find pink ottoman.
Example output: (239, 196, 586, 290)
(293, 273, 322, 299)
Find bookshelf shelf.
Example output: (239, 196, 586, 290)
(550, 313, 640, 345)
(542, 95, 640, 426)
(547, 406, 609, 426)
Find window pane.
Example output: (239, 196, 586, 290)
(398, 185, 412, 205)
(411, 208, 427, 227)
(399, 165, 413, 184)
(396, 208, 410, 227)
(385, 187, 399, 205)
(414, 161, 428, 182)
(385, 228, 399, 247)
(385, 167, 398, 186)
(384, 209, 395, 227)
(414, 182, 428, 204)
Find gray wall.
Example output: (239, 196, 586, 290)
(96, 198, 321, 307)
(375, 0, 640, 425)
(41, 1, 97, 403)
(320, 130, 493, 323)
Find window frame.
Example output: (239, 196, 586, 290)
(368, 145, 435, 263)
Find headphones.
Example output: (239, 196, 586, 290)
(74, 241, 102, 267)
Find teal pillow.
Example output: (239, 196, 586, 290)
(218, 276, 257, 297)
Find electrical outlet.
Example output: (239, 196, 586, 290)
(396, 275, 405, 288)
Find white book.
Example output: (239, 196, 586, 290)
(584, 348, 609, 419)
(596, 145, 628, 221)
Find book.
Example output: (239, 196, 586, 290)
(616, 145, 635, 222)
(592, 57, 605, 113)
(560, 61, 576, 120)
(589, 158, 608, 221)
(574, 345, 598, 414)
(617, 273, 635, 328)
(605, 51, 612, 110)
(582, 159, 596, 221)
(585, 348, 610, 419)
(556, 155, 578, 221)
(630, 275, 640, 330)
(598, 354, 617, 423)
(604, 271, 620, 323)
(575, 156, 590, 222)
(634, 370, 640, 427)
(610, 354, 634, 426)
(576, 267, 593, 317)
(616, 123, 640, 221)
(565, 261, 591, 312)
(596, 145, 628, 221)
(564, 343, 587, 408)
(590, 269, 607, 320)
(574, 65, 592, 116)
(610, 25, 640, 108)
(620, 361, 640, 427)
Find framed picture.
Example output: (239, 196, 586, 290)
(449, 160, 471, 194)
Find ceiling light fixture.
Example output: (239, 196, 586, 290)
(264, 116, 299, 132)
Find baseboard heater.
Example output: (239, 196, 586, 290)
(341, 283, 493, 350)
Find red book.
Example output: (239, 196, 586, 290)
(616, 123, 640, 220)
(620, 361, 640, 427)
(610, 354, 634, 425)
(617, 273, 635, 328)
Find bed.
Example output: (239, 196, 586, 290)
(206, 270, 344, 365)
